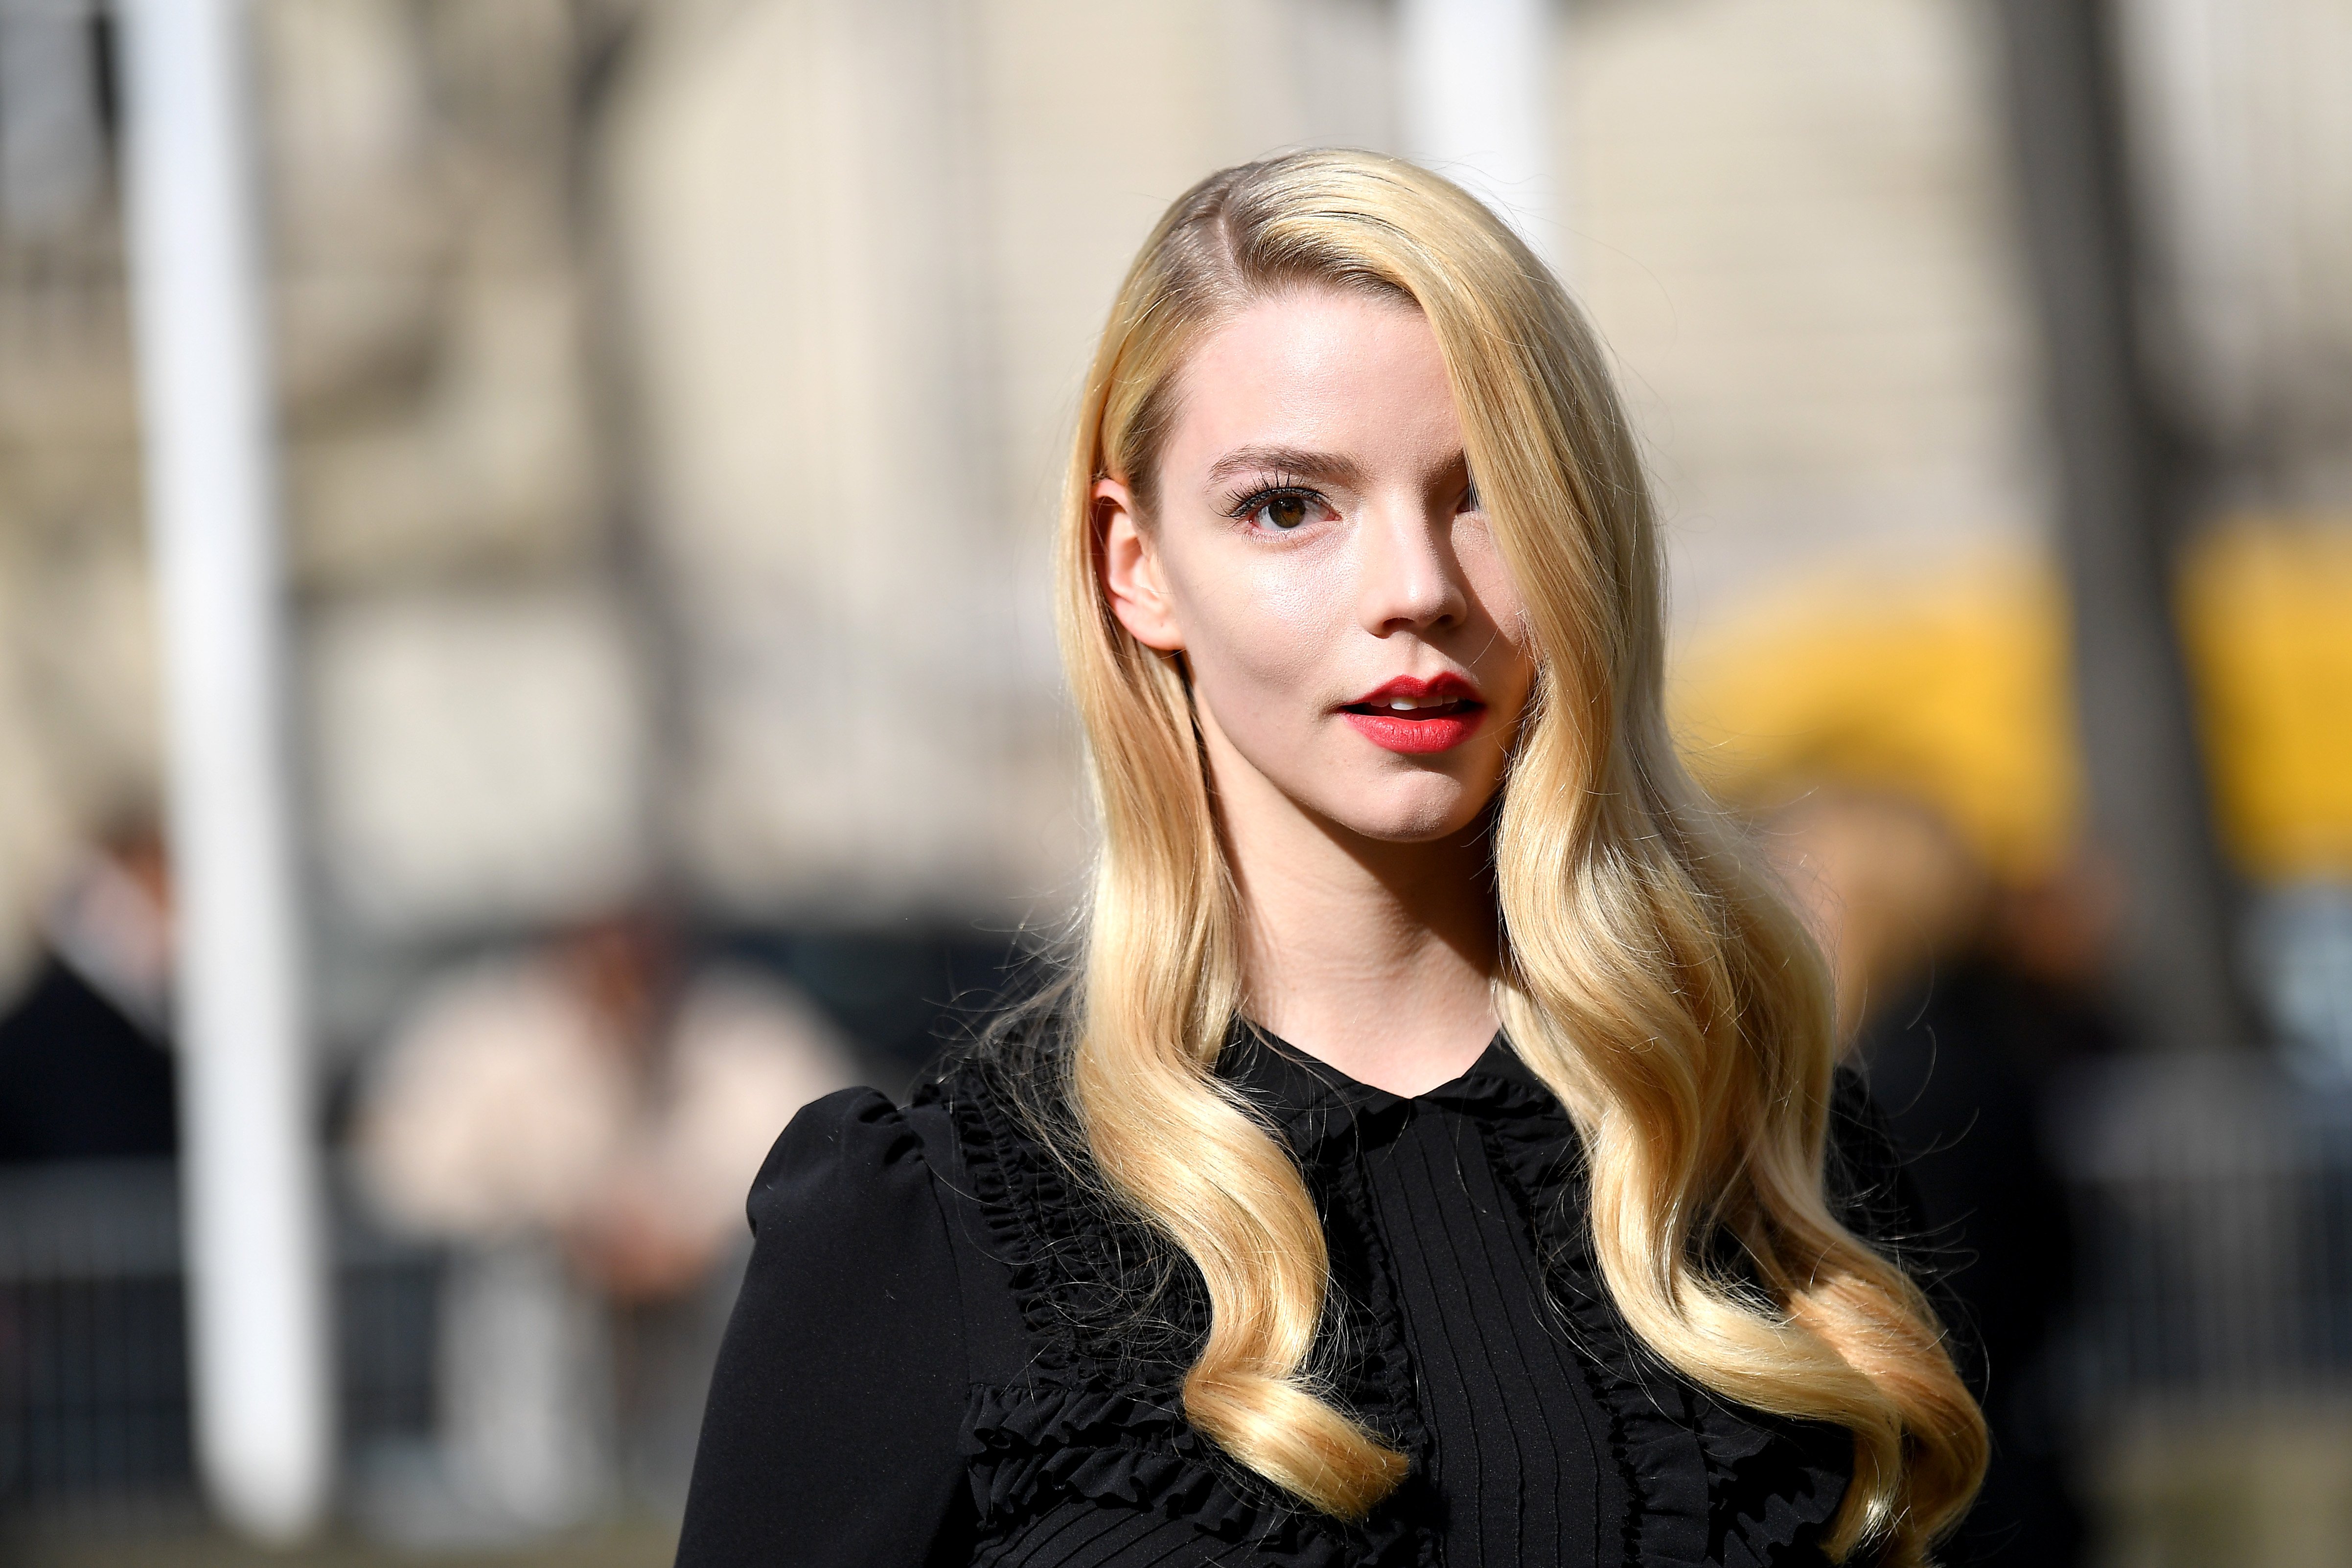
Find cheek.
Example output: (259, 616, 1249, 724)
(1453, 519, 1522, 619)
(1457, 535, 1538, 696)
(1170, 548, 1350, 698)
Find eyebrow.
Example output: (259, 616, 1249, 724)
(1203, 445, 1367, 489)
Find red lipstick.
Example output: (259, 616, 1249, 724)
(1337, 674, 1486, 755)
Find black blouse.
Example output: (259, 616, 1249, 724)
(675, 1029, 1925, 1567)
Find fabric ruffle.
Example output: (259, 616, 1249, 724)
(922, 1068, 1215, 1384)
(963, 1382, 1428, 1568)
(1691, 1390, 1853, 1568)
(920, 1080, 1087, 1378)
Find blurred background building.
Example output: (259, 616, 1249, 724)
(0, 0, 2346, 1564)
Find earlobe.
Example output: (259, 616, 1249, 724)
(1097, 477, 1185, 652)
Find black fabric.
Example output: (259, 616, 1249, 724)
(676, 1028, 1937, 1567)
(1352, 1078, 1623, 1566)
(675, 1091, 974, 1566)
(0, 957, 177, 1163)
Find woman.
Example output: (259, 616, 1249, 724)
(676, 150, 1985, 1568)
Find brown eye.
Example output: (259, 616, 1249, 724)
(1246, 490, 1316, 531)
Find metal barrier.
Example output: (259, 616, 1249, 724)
(0, 1160, 438, 1523)
(2057, 1056, 2352, 1415)
(0, 1162, 188, 1508)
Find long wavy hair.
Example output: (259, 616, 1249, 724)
(1043, 149, 1985, 1565)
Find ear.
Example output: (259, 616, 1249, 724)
(1097, 477, 1185, 652)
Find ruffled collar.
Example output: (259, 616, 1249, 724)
(1219, 1023, 1554, 1163)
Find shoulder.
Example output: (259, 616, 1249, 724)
(715, 1086, 1000, 1423)
(735, 1085, 1016, 1344)
(755, 1085, 929, 1188)
(759, 1077, 1045, 1382)
(681, 1088, 980, 1563)
(744, 1086, 958, 1250)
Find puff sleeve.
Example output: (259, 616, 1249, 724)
(675, 1089, 973, 1567)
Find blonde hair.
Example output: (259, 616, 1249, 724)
(1050, 150, 1985, 1564)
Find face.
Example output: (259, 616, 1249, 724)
(1098, 286, 1538, 845)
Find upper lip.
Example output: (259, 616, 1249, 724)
(1340, 673, 1484, 710)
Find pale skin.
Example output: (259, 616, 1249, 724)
(1099, 285, 1538, 1096)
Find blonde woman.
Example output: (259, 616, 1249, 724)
(676, 151, 1986, 1568)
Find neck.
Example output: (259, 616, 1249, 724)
(1218, 779, 1502, 1099)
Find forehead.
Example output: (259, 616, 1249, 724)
(1164, 286, 1461, 476)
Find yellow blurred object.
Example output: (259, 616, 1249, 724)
(1670, 552, 2082, 882)
(2180, 520, 2352, 881)
(1671, 523, 2352, 887)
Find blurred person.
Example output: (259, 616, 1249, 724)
(678, 152, 1985, 1568)
(1773, 790, 2101, 1568)
(0, 821, 175, 1164)
(352, 911, 855, 1539)
(0, 821, 179, 1517)
(1766, 792, 1991, 1044)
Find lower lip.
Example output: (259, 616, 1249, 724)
(1340, 707, 1486, 754)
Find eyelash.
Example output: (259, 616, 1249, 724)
(1221, 475, 1328, 533)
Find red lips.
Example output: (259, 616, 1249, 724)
(1337, 674, 1486, 755)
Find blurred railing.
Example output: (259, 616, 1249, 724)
(2059, 1056, 2352, 1417)
(0, 1161, 437, 1526)
(0, 1162, 188, 1510)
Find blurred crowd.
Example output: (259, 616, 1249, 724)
(0, 817, 864, 1539)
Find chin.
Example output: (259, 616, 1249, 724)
(1324, 776, 1494, 844)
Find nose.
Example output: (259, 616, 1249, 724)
(1355, 494, 1469, 637)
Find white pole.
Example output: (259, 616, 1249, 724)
(1397, 0, 1559, 269)
(117, 0, 332, 1542)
